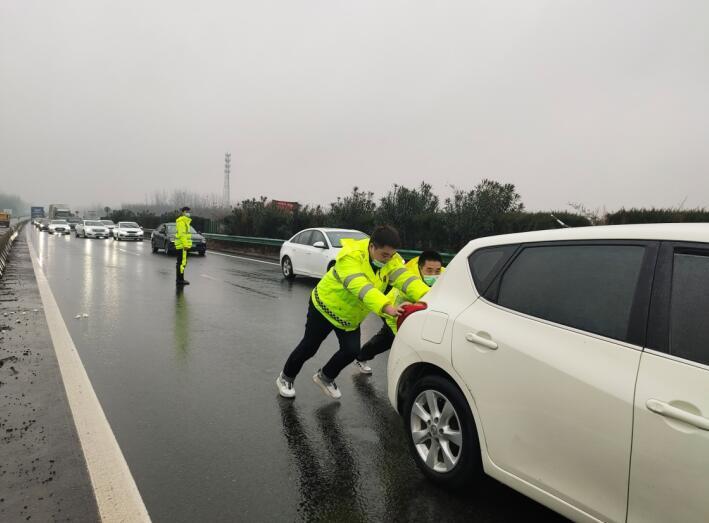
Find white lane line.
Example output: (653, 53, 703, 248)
(26, 229, 151, 523)
(208, 250, 280, 266)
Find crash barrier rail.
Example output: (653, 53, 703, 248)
(0, 220, 26, 279)
(119, 230, 457, 263)
(199, 233, 456, 264)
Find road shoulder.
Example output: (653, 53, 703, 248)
(0, 231, 101, 522)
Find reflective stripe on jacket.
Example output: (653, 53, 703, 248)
(311, 238, 430, 331)
(174, 215, 193, 250)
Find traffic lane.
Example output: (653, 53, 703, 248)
(31, 228, 565, 522)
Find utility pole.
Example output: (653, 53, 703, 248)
(223, 152, 231, 208)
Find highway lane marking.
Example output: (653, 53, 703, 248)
(208, 251, 280, 266)
(26, 229, 152, 523)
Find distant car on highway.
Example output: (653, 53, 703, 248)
(387, 223, 709, 523)
(48, 219, 71, 235)
(38, 219, 50, 232)
(151, 222, 207, 255)
(113, 221, 144, 241)
(100, 220, 117, 237)
(279, 228, 368, 280)
(75, 220, 110, 239)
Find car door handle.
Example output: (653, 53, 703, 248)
(465, 332, 498, 350)
(646, 399, 709, 431)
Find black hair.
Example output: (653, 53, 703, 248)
(370, 225, 401, 249)
(181, 206, 191, 212)
(418, 250, 443, 267)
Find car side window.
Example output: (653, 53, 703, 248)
(669, 251, 709, 366)
(296, 231, 313, 245)
(496, 244, 646, 343)
(309, 231, 326, 246)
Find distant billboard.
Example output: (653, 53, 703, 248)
(271, 200, 300, 212)
(31, 206, 45, 218)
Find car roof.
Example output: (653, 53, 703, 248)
(465, 223, 709, 251)
(301, 228, 366, 233)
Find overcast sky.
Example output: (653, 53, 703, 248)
(1, 1, 708, 212)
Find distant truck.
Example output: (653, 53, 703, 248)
(31, 206, 45, 219)
(48, 204, 73, 220)
(0, 210, 10, 227)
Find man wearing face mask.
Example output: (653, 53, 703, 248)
(175, 206, 192, 286)
(276, 225, 430, 400)
(353, 250, 444, 375)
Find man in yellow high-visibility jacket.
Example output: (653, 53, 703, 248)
(175, 206, 192, 286)
(276, 225, 430, 400)
(354, 250, 444, 375)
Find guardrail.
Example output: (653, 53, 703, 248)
(142, 229, 456, 264)
(0, 220, 26, 279)
(200, 233, 456, 264)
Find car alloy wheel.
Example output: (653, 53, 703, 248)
(282, 256, 295, 279)
(410, 389, 463, 473)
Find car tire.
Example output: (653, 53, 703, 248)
(282, 256, 295, 280)
(403, 374, 483, 489)
(198, 251, 205, 256)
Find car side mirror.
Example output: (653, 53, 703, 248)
(312, 241, 327, 249)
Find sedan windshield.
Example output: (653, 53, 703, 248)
(86, 221, 104, 226)
(119, 222, 139, 228)
(326, 231, 368, 247)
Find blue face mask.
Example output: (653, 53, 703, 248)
(372, 258, 385, 269)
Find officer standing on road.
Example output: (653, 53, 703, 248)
(276, 225, 431, 400)
(353, 250, 444, 375)
(175, 206, 192, 286)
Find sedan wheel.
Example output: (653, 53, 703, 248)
(282, 256, 295, 280)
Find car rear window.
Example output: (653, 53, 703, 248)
(496, 244, 646, 343)
(669, 252, 709, 366)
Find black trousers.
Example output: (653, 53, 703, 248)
(283, 299, 361, 382)
(176, 248, 188, 281)
(357, 318, 395, 361)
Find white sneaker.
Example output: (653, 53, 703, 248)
(276, 373, 296, 398)
(354, 360, 373, 375)
(312, 371, 342, 400)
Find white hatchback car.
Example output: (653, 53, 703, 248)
(280, 228, 368, 279)
(388, 223, 709, 523)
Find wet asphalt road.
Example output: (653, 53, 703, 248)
(29, 227, 564, 522)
